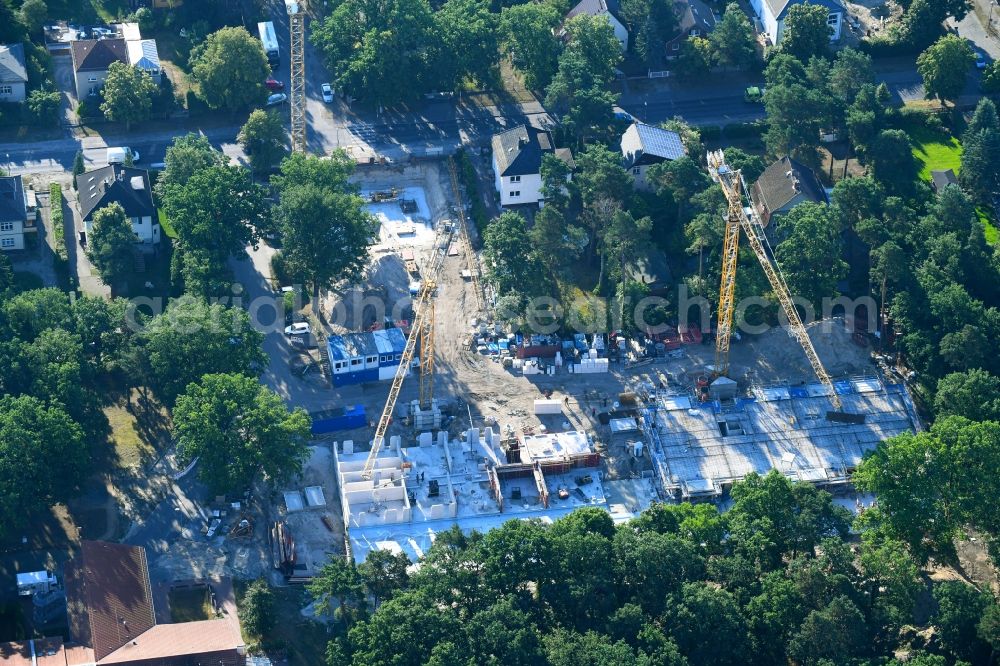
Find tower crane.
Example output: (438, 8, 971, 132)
(285, 1, 307, 153)
(706, 150, 847, 415)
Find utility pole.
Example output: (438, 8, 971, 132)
(286, 0, 307, 153)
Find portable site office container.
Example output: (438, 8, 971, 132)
(328, 328, 408, 386)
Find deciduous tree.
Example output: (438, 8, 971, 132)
(934, 368, 1000, 421)
(780, 3, 830, 62)
(173, 372, 310, 493)
(238, 109, 287, 175)
(775, 202, 847, 309)
(155, 133, 225, 198)
(917, 34, 973, 105)
(709, 3, 756, 70)
(99, 62, 157, 130)
(190, 27, 270, 112)
(86, 202, 135, 289)
(500, 2, 563, 90)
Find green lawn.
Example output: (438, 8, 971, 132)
(979, 208, 999, 245)
(158, 209, 178, 239)
(908, 124, 963, 182)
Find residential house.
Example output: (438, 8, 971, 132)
(931, 169, 958, 193)
(750, 155, 827, 228)
(0, 175, 36, 251)
(63, 540, 246, 665)
(665, 0, 718, 58)
(620, 122, 686, 190)
(750, 0, 844, 45)
(492, 125, 573, 208)
(79, 164, 160, 246)
(562, 0, 629, 51)
(70, 38, 128, 99)
(0, 43, 28, 103)
(119, 22, 162, 84)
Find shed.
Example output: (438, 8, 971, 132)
(931, 169, 958, 192)
(328, 327, 408, 386)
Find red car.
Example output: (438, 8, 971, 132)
(265, 78, 285, 92)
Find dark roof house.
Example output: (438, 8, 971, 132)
(0, 176, 28, 223)
(70, 38, 128, 74)
(751, 156, 827, 226)
(620, 122, 686, 169)
(492, 125, 556, 177)
(0, 43, 28, 85)
(78, 165, 155, 222)
(931, 169, 958, 192)
(666, 0, 717, 51)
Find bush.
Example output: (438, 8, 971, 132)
(982, 62, 1000, 94)
(26, 88, 60, 127)
(860, 35, 920, 58)
(723, 120, 766, 139)
(49, 183, 67, 263)
(239, 578, 275, 638)
(455, 149, 488, 235)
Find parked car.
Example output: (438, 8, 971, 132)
(613, 106, 635, 122)
(107, 146, 139, 164)
(266, 78, 285, 91)
(266, 93, 288, 106)
(284, 322, 310, 336)
(745, 86, 765, 103)
(321, 83, 334, 103)
(976, 52, 987, 70)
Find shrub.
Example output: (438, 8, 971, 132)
(239, 578, 275, 638)
(455, 149, 488, 235)
(49, 183, 67, 263)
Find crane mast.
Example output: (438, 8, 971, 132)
(706, 150, 844, 412)
(286, 1, 306, 153)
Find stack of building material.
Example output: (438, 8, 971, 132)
(522, 359, 542, 375)
(573, 350, 610, 374)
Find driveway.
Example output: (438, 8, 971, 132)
(61, 182, 110, 297)
(51, 55, 78, 128)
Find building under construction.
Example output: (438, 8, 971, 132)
(333, 428, 607, 562)
(647, 375, 920, 501)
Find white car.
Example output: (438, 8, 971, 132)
(976, 52, 987, 70)
(284, 322, 310, 337)
(266, 93, 288, 106)
(107, 146, 139, 164)
(321, 83, 334, 103)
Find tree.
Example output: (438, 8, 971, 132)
(482, 212, 548, 297)
(982, 61, 1000, 93)
(868, 129, 918, 196)
(780, 3, 830, 62)
(722, 147, 766, 182)
(0, 252, 13, 297)
(0, 395, 87, 538)
(72, 150, 85, 190)
(155, 133, 225, 198)
(272, 150, 354, 195)
(311, 0, 440, 107)
(189, 27, 270, 112)
(544, 15, 622, 141)
(934, 369, 1000, 421)
(846, 83, 891, 157)
(710, 3, 756, 70)
(663, 582, 748, 666)
(26, 87, 60, 127)
(775, 202, 847, 309)
(174, 373, 310, 493)
(18, 0, 46, 35)
(676, 37, 713, 81)
(787, 596, 867, 666)
(828, 48, 874, 105)
(99, 62, 157, 130)
(933, 581, 993, 664)
(2, 287, 73, 340)
(435, 0, 500, 88)
(902, 0, 969, 49)
(916, 34, 973, 105)
(359, 550, 411, 607)
(86, 203, 135, 290)
(275, 182, 377, 299)
(160, 164, 270, 295)
(308, 556, 365, 619)
(240, 578, 275, 637)
(500, 2, 563, 90)
(238, 109, 287, 175)
(647, 156, 711, 221)
(140, 298, 267, 406)
(763, 55, 830, 159)
(959, 98, 1000, 202)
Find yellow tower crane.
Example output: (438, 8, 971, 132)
(706, 150, 846, 414)
(286, 1, 307, 153)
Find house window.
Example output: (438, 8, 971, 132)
(509, 191, 520, 198)
(632, 167, 641, 175)
(0, 238, 14, 248)
(350, 358, 362, 366)
(335, 362, 345, 370)
(88, 76, 98, 82)
(366, 355, 377, 364)
(672, 42, 680, 51)
(0, 221, 13, 231)
(395, 354, 402, 361)
(0, 85, 11, 95)
(510, 175, 521, 183)
(690, 28, 700, 36)
(828, 13, 838, 24)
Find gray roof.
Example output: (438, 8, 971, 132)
(675, 0, 717, 37)
(566, 0, 622, 21)
(620, 123, 686, 168)
(931, 169, 958, 191)
(766, 0, 844, 20)
(0, 43, 27, 84)
(78, 164, 155, 221)
(71, 38, 128, 73)
(492, 125, 555, 177)
(751, 156, 826, 222)
(0, 176, 27, 223)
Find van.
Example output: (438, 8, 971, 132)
(107, 147, 139, 164)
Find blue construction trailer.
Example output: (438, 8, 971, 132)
(327, 328, 408, 387)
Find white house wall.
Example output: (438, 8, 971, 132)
(0, 81, 25, 103)
(499, 173, 543, 207)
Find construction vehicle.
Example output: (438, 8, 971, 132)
(706, 150, 854, 420)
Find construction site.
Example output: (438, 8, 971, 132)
(295, 150, 922, 565)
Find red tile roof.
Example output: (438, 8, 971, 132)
(97, 619, 244, 665)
